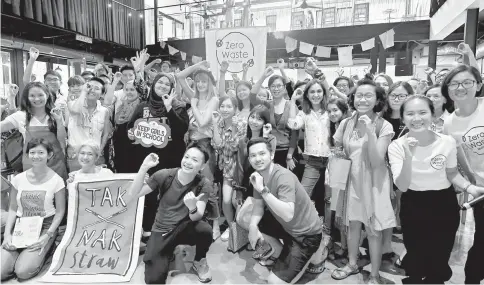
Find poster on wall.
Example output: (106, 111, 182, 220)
(205, 26, 268, 83)
(42, 174, 144, 283)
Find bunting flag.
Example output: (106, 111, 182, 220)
(379, 29, 395, 49)
(180, 51, 187, 61)
(315, 46, 331, 58)
(168, 45, 179, 55)
(160, 41, 166, 49)
(285, 37, 298, 53)
(299, 41, 314, 55)
(360, 38, 375, 51)
(192, 55, 202, 64)
(337, 46, 353, 67)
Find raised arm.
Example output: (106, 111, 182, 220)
(67, 84, 88, 114)
(104, 72, 122, 106)
(250, 66, 274, 105)
(23, 47, 39, 85)
(176, 61, 210, 99)
(123, 154, 159, 205)
(219, 61, 229, 97)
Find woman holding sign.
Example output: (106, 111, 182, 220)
(1, 138, 66, 281)
(0, 82, 67, 180)
(127, 73, 189, 237)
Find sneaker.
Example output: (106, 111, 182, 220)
(220, 228, 230, 242)
(212, 227, 221, 241)
(192, 258, 212, 283)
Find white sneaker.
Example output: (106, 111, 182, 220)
(212, 227, 221, 241)
(192, 258, 212, 283)
(220, 229, 230, 242)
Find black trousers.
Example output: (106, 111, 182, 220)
(144, 220, 212, 284)
(400, 187, 459, 284)
(465, 205, 484, 284)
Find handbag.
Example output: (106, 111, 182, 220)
(227, 192, 250, 253)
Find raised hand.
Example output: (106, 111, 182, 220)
(263, 66, 274, 78)
(113, 72, 123, 83)
(262, 123, 272, 137)
(29, 47, 40, 61)
(141, 153, 159, 170)
(183, 192, 206, 211)
(220, 61, 229, 73)
(162, 89, 176, 109)
(277, 58, 285, 70)
(9, 84, 19, 98)
(250, 172, 264, 192)
(404, 136, 418, 156)
(211, 111, 220, 123)
(292, 88, 304, 102)
(198, 60, 210, 70)
(242, 62, 249, 73)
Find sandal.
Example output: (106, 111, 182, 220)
(306, 260, 325, 274)
(331, 263, 360, 280)
(259, 255, 277, 267)
(252, 239, 274, 260)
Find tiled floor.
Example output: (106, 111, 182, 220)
(4, 210, 482, 284)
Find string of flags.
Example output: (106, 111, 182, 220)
(283, 28, 395, 67)
(160, 40, 203, 63)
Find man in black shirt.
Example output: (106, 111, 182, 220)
(124, 142, 214, 284)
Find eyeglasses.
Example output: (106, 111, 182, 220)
(336, 84, 349, 89)
(45, 78, 60, 83)
(270, 84, 284, 90)
(448, 80, 476, 90)
(355, 93, 375, 100)
(389, 94, 408, 101)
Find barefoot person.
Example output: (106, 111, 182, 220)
(122, 142, 214, 284)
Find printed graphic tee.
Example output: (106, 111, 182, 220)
(12, 172, 65, 217)
(444, 97, 484, 186)
(388, 133, 457, 191)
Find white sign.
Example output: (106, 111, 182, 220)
(129, 118, 171, 149)
(76, 34, 93, 44)
(12, 216, 43, 248)
(205, 27, 268, 83)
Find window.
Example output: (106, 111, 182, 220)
(234, 19, 241, 27)
(316, 10, 322, 28)
(266, 15, 277, 31)
(336, 7, 351, 25)
(174, 22, 183, 39)
(291, 11, 304, 30)
(1, 50, 12, 99)
(353, 3, 369, 25)
(322, 7, 335, 27)
(220, 20, 225, 28)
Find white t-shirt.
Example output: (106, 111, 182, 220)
(11, 171, 65, 217)
(444, 97, 484, 186)
(4, 111, 50, 139)
(113, 89, 127, 116)
(388, 133, 457, 191)
(67, 101, 108, 150)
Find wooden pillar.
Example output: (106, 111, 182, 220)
(464, 8, 478, 54)
(428, 40, 438, 70)
(154, 0, 159, 43)
(370, 39, 378, 74)
(377, 37, 386, 73)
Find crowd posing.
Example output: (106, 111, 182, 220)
(1, 45, 484, 285)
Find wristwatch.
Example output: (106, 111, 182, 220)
(260, 186, 270, 196)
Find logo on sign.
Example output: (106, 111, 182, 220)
(430, 154, 447, 170)
(215, 32, 255, 73)
(462, 126, 484, 155)
(130, 118, 171, 148)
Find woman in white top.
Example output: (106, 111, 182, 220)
(67, 140, 114, 184)
(1, 138, 66, 281)
(388, 95, 484, 284)
(287, 79, 331, 215)
(0, 82, 67, 179)
(441, 65, 484, 284)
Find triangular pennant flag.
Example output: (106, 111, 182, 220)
(160, 41, 166, 49)
(180, 51, 186, 61)
(168, 45, 179, 55)
(360, 38, 375, 51)
(273, 31, 285, 39)
(315, 46, 331, 58)
(299, 41, 314, 55)
(192, 55, 202, 64)
(285, 37, 298, 53)
(379, 29, 395, 49)
(337, 46, 353, 67)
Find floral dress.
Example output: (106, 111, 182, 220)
(212, 117, 247, 182)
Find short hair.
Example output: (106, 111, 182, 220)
(333, 76, 354, 89)
(400, 95, 435, 119)
(247, 137, 273, 155)
(67, 75, 85, 87)
(161, 61, 172, 68)
(218, 95, 238, 110)
(44, 70, 62, 81)
(98, 74, 111, 84)
(268, 75, 286, 88)
(26, 138, 54, 155)
(186, 141, 210, 163)
(441, 65, 482, 104)
(424, 84, 454, 113)
(77, 140, 102, 158)
(81, 71, 95, 78)
(120, 65, 135, 74)
(89, 77, 107, 94)
(347, 79, 386, 113)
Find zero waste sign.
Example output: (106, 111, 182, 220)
(206, 27, 268, 83)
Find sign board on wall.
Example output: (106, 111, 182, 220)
(42, 174, 144, 283)
(205, 27, 268, 83)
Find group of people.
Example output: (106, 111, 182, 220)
(1, 44, 483, 285)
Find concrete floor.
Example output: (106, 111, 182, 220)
(4, 210, 482, 284)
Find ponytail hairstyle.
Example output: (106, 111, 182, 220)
(20, 82, 57, 133)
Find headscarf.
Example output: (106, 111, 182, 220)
(148, 73, 176, 118)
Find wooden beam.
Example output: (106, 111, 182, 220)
(428, 41, 438, 69)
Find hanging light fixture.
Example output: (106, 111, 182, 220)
(128, 12, 132, 17)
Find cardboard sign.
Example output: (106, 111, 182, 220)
(42, 174, 144, 283)
(205, 27, 268, 83)
(130, 118, 172, 149)
(12, 216, 43, 248)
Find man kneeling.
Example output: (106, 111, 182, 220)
(246, 137, 326, 284)
(124, 142, 213, 284)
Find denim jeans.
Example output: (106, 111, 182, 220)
(1, 216, 56, 281)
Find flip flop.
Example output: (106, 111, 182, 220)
(331, 264, 360, 280)
(252, 239, 274, 260)
(259, 255, 277, 267)
(306, 260, 326, 274)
